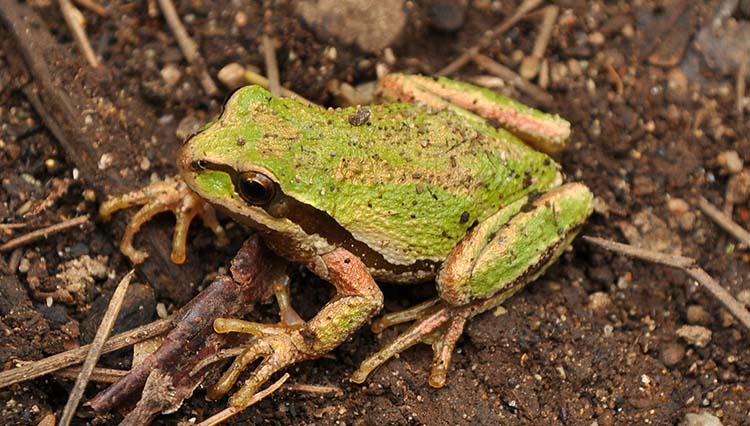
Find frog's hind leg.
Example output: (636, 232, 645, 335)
(379, 73, 571, 154)
(99, 177, 229, 264)
(353, 183, 593, 387)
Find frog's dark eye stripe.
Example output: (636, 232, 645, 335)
(237, 171, 276, 206)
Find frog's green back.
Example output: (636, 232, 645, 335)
(191, 86, 560, 265)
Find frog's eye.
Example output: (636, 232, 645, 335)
(237, 171, 276, 205)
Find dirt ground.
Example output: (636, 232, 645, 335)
(1, 0, 750, 425)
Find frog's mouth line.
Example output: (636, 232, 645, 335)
(188, 160, 440, 282)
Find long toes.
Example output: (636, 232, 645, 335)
(213, 318, 289, 337)
(428, 315, 467, 388)
(207, 340, 273, 400)
(118, 201, 173, 263)
(351, 308, 450, 384)
(228, 355, 285, 409)
(371, 298, 441, 333)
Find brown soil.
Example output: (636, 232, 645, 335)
(1, 1, 749, 425)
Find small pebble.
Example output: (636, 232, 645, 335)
(588, 31, 605, 45)
(588, 291, 612, 313)
(676, 325, 712, 348)
(218, 63, 247, 90)
(667, 198, 690, 215)
(716, 150, 743, 175)
(667, 68, 689, 100)
(234, 11, 248, 27)
(660, 342, 685, 367)
(428, 0, 466, 32)
(686, 305, 711, 325)
(176, 116, 203, 140)
(160, 63, 182, 87)
(679, 412, 723, 426)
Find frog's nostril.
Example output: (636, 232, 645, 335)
(193, 160, 207, 170)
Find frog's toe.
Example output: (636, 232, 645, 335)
(100, 177, 227, 264)
(208, 319, 305, 409)
(352, 301, 472, 387)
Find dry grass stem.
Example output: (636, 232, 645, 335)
(0, 215, 89, 252)
(262, 34, 282, 97)
(59, 270, 134, 426)
(472, 54, 554, 107)
(438, 0, 543, 76)
(197, 373, 290, 426)
(58, 0, 100, 67)
(157, 0, 218, 96)
(583, 236, 750, 332)
(697, 197, 750, 246)
(0, 317, 172, 389)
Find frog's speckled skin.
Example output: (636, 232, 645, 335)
(183, 85, 561, 268)
(103, 74, 593, 412)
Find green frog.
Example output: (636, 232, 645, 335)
(100, 74, 593, 410)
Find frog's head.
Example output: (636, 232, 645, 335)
(179, 86, 333, 255)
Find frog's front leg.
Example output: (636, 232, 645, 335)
(352, 183, 593, 387)
(207, 247, 384, 409)
(99, 177, 229, 264)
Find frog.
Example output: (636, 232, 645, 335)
(100, 73, 594, 411)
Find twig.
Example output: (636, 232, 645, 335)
(519, 5, 558, 80)
(72, 0, 107, 17)
(58, 0, 100, 67)
(196, 373, 290, 426)
(697, 197, 750, 246)
(605, 63, 624, 95)
(285, 383, 344, 397)
(738, 55, 747, 119)
(0, 215, 89, 252)
(157, 0, 218, 96)
(59, 270, 134, 426)
(20, 362, 128, 383)
(472, 54, 554, 107)
(583, 236, 750, 332)
(438, 0, 543, 76)
(0, 223, 26, 230)
(0, 317, 172, 389)
(242, 69, 317, 106)
(262, 35, 281, 97)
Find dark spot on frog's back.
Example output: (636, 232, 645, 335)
(459, 211, 470, 224)
(236, 137, 247, 146)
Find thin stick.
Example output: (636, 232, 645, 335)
(0, 215, 89, 252)
(196, 373, 290, 426)
(72, 0, 107, 17)
(738, 55, 747, 118)
(262, 34, 281, 97)
(697, 197, 750, 246)
(472, 54, 554, 107)
(285, 383, 344, 397)
(582, 236, 750, 332)
(438, 0, 543, 76)
(0, 317, 172, 389)
(59, 270, 134, 426)
(58, 0, 100, 67)
(0, 223, 26, 230)
(243, 70, 317, 106)
(157, 0, 218, 96)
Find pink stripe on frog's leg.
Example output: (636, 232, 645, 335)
(380, 74, 571, 154)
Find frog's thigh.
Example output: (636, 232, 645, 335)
(437, 183, 593, 306)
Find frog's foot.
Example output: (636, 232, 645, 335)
(99, 177, 229, 264)
(351, 297, 497, 388)
(206, 319, 310, 408)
